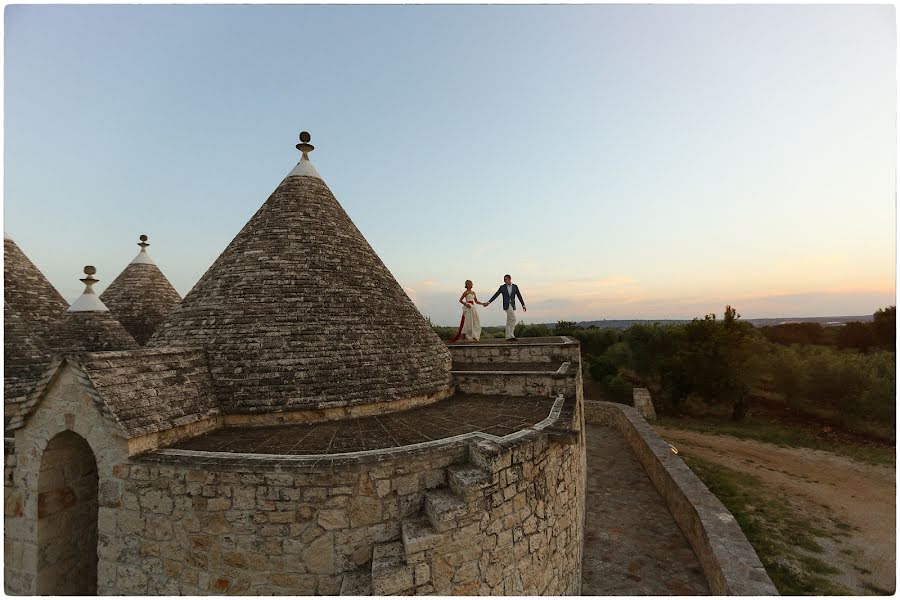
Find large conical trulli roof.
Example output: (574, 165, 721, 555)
(4, 301, 54, 431)
(4, 233, 69, 340)
(150, 132, 452, 414)
(99, 234, 182, 345)
(47, 266, 139, 354)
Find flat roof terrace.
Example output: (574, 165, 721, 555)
(168, 394, 558, 456)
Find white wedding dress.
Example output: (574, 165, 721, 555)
(461, 291, 482, 341)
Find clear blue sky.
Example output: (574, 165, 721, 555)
(5, 4, 896, 326)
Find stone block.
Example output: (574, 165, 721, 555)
(401, 516, 443, 555)
(301, 533, 335, 574)
(424, 489, 467, 532)
(317, 509, 349, 530)
(371, 542, 414, 596)
(348, 496, 382, 528)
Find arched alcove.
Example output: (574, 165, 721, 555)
(35, 430, 99, 595)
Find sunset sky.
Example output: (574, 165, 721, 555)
(4, 4, 896, 326)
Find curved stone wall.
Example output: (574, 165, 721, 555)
(94, 418, 585, 595)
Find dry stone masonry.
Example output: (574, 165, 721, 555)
(3, 132, 771, 596)
(3, 234, 69, 342)
(100, 235, 182, 346)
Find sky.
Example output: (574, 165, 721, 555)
(4, 4, 896, 326)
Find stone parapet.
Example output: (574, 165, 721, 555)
(632, 388, 657, 420)
(584, 400, 778, 596)
(448, 336, 580, 366)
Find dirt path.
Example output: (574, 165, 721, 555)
(654, 426, 895, 595)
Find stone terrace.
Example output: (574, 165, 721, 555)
(169, 394, 557, 455)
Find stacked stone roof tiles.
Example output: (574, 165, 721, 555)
(150, 141, 452, 414)
(4, 302, 54, 431)
(99, 237, 182, 345)
(47, 312, 140, 354)
(78, 347, 219, 437)
(47, 268, 139, 354)
(3, 235, 68, 340)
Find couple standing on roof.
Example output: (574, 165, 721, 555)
(450, 275, 526, 343)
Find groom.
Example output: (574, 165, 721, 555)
(486, 274, 526, 341)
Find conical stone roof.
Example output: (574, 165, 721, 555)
(100, 235, 182, 345)
(150, 132, 452, 414)
(47, 266, 139, 354)
(4, 234, 69, 340)
(4, 301, 54, 431)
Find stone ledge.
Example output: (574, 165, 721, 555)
(137, 394, 577, 472)
(585, 400, 779, 596)
(447, 336, 578, 348)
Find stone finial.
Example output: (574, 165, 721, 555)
(130, 234, 156, 265)
(80, 265, 98, 290)
(296, 131, 315, 161)
(69, 265, 109, 312)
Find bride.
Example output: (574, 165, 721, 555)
(449, 280, 487, 343)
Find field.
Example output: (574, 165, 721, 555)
(655, 424, 895, 595)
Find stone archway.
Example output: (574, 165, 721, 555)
(35, 430, 99, 595)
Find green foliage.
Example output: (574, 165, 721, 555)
(432, 303, 896, 438)
(835, 321, 878, 352)
(872, 305, 896, 350)
(554, 320, 579, 335)
(760, 322, 826, 346)
(514, 322, 552, 337)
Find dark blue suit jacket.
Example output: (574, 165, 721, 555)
(489, 284, 525, 310)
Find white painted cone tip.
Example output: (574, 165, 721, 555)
(285, 159, 322, 180)
(130, 249, 156, 265)
(68, 292, 109, 312)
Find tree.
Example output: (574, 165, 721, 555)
(836, 321, 877, 352)
(554, 321, 579, 335)
(873, 306, 896, 350)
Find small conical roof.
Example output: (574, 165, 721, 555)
(47, 266, 139, 354)
(99, 234, 182, 345)
(4, 301, 54, 431)
(4, 235, 69, 341)
(150, 132, 452, 414)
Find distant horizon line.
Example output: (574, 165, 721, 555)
(427, 313, 885, 327)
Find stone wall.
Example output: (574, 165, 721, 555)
(584, 400, 778, 596)
(95, 423, 585, 595)
(5, 365, 131, 595)
(448, 337, 579, 366)
(5, 345, 586, 595)
(5, 353, 586, 596)
(452, 367, 575, 398)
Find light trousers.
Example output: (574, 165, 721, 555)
(505, 306, 517, 339)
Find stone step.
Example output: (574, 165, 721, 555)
(371, 542, 414, 596)
(339, 568, 372, 596)
(447, 464, 493, 501)
(424, 489, 468, 533)
(468, 439, 511, 473)
(401, 515, 443, 555)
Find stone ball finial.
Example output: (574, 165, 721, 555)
(140, 234, 148, 242)
(296, 131, 315, 160)
(80, 265, 99, 288)
(138, 234, 150, 250)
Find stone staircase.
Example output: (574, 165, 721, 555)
(343, 441, 503, 595)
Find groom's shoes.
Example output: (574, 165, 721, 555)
(507, 337, 518, 342)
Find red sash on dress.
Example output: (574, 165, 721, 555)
(448, 300, 476, 344)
